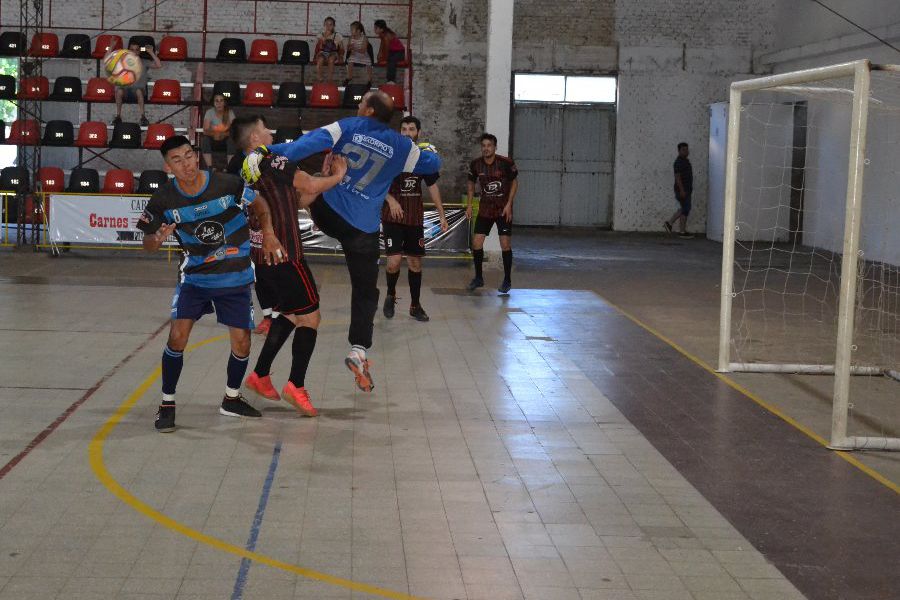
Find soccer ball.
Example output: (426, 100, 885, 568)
(417, 142, 438, 154)
(103, 49, 144, 87)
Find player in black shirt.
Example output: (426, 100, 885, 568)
(665, 142, 694, 239)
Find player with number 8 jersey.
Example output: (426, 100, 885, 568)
(241, 90, 441, 393)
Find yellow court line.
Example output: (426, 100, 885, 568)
(599, 297, 900, 496)
(88, 334, 428, 600)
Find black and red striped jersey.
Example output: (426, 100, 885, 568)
(382, 171, 439, 227)
(248, 156, 305, 263)
(468, 155, 518, 220)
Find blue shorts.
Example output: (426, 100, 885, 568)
(171, 283, 255, 330)
(676, 191, 692, 217)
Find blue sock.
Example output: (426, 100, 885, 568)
(226, 352, 250, 397)
(161, 345, 183, 401)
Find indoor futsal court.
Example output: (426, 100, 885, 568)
(0, 1, 898, 600)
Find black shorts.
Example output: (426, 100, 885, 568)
(474, 215, 512, 236)
(267, 258, 319, 315)
(382, 222, 425, 257)
(675, 191, 692, 217)
(254, 263, 278, 311)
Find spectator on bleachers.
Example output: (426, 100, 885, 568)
(374, 19, 405, 84)
(314, 17, 344, 83)
(113, 42, 161, 127)
(344, 21, 373, 87)
(201, 93, 236, 169)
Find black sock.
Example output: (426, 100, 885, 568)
(408, 270, 422, 306)
(386, 270, 399, 297)
(226, 352, 250, 395)
(473, 249, 484, 279)
(253, 315, 294, 377)
(502, 250, 512, 281)
(161, 345, 183, 398)
(288, 327, 318, 388)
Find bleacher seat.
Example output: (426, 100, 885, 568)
(137, 170, 169, 194)
(274, 127, 302, 145)
(212, 81, 241, 106)
(217, 38, 246, 62)
(128, 35, 156, 59)
(41, 120, 75, 146)
(7, 120, 40, 145)
(276, 81, 305, 108)
(28, 32, 59, 57)
(93, 34, 123, 58)
(280, 40, 309, 64)
(0, 167, 30, 192)
(149, 80, 181, 104)
(342, 83, 370, 107)
(243, 81, 273, 106)
(38, 167, 65, 193)
(144, 123, 175, 149)
(0, 75, 14, 100)
(49, 76, 82, 102)
(379, 83, 404, 109)
(158, 36, 188, 60)
(309, 83, 340, 108)
(67, 168, 100, 193)
(75, 121, 108, 147)
(18, 76, 49, 100)
(0, 120, 5, 143)
(0, 31, 26, 56)
(110, 122, 142, 149)
(102, 169, 135, 194)
(60, 33, 91, 58)
(84, 77, 115, 103)
(249, 39, 277, 63)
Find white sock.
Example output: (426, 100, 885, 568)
(351, 345, 366, 359)
(262, 308, 272, 317)
(225, 386, 240, 398)
(162, 393, 175, 404)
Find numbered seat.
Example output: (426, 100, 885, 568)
(93, 34, 123, 58)
(66, 168, 100, 193)
(0, 31, 26, 56)
(38, 167, 65, 193)
(217, 38, 246, 62)
(18, 76, 49, 100)
(211, 80, 241, 106)
(144, 123, 175, 149)
(137, 170, 169, 194)
(158, 36, 188, 60)
(0, 166, 30, 192)
(379, 83, 404, 110)
(60, 33, 92, 58)
(75, 121, 108, 147)
(0, 75, 15, 100)
(28, 32, 59, 57)
(84, 77, 115, 103)
(110, 122, 142, 149)
(342, 83, 369, 108)
(0, 120, 5, 143)
(280, 39, 310, 64)
(128, 35, 156, 58)
(308, 83, 340, 108)
(249, 39, 277, 63)
(149, 79, 181, 104)
(7, 120, 40, 145)
(49, 76, 83, 102)
(102, 169, 135, 194)
(276, 81, 305, 108)
(243, 81, 273, 106)
(274, 127, 303, 145)
(41, 120, 75, 146)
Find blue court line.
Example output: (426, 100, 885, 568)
(231, 440, 283, 600)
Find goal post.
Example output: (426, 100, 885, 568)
(717, 59, 900, 452)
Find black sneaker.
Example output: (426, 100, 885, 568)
(155, 403, 176, 433)
(219, 395, 262, 418)
(467, 277, 484, 291)
(383, 294, 395, 319)
(410, 305, 430, 322)
(139, 115, 149, 127)
(679, 231, 695, 239)
(498, 279, 512, 294)
(664, 221, 673, 233)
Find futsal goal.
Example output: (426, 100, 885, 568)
(717, 59, 900, 451)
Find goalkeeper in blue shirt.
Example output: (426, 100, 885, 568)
(242, 90, 441, 393)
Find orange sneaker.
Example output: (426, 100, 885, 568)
(344, 350, 374, 392)
(245, 371, 280, 401)
(254, 316, 272, 336)
(281, 382, 318, 417)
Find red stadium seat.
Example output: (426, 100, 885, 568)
(38, 167, 65, 193)
(149, 79, 181, 104)
(379, 83, 404, 109)
(7, 120, 40, 145)
(309, 83, 340, 108)
(242, 81, 273, 106)
(28, 32, 58, 57)
(93, 34, 123, 58)
(18, 76, 48, 100)
(248, 39, 277, 64)
(84, 77, 115, 103)
(102, 169, 135, 194)
(158, 36, 188, 60)
(75, 121, 108, 147)
(144, 123, 176, 149)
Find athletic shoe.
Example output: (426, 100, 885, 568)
(219, 395, 262, 418)
(344, 351, 374, 392)
(254, 316, 272, 335)
(281, 382, 318, 417)
(679, 231, 695, 239)
(155, 403, 176, 433)
(140, 115, 149, 127)
(498, 279, 512, 294)
(466, 277, 484, 291)
(664, 221, 673, 233)
(409, 305, 430, 322)
(383, 295, 396, 319)
(245, 371, 280, 401)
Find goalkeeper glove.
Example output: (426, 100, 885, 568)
(241, 145, 270, 184)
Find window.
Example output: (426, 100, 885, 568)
(514, 74, 616, 104)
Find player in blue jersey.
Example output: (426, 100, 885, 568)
(242, 90, 441, 393)
(138, 136, 287, 433)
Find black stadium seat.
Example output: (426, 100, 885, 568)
(274, 126, 302, 145)
(280, 40, 309, 64)
(128, 35, 156, 59)
(0, 31, 26, 56)
(0, 120, 5, 143)
(66, 168, 100, 193)
(342, 83, 369, 108)
(109, 121, 142, 149)
(276, 81, 305, 108)
(0, 166, 30, 192)
(137, 170, 169, 194)
(42, 120, 75, 146)
(49, 76, 82, 102)
(217, 38, 246, 62)
(212, 80, 242, 106)
(60, 33, 91, 58)
(0, 75, 14, 100)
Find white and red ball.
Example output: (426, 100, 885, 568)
(103, 49, 144, 87)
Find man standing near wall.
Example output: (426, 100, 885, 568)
(665, 142, 694, 239)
